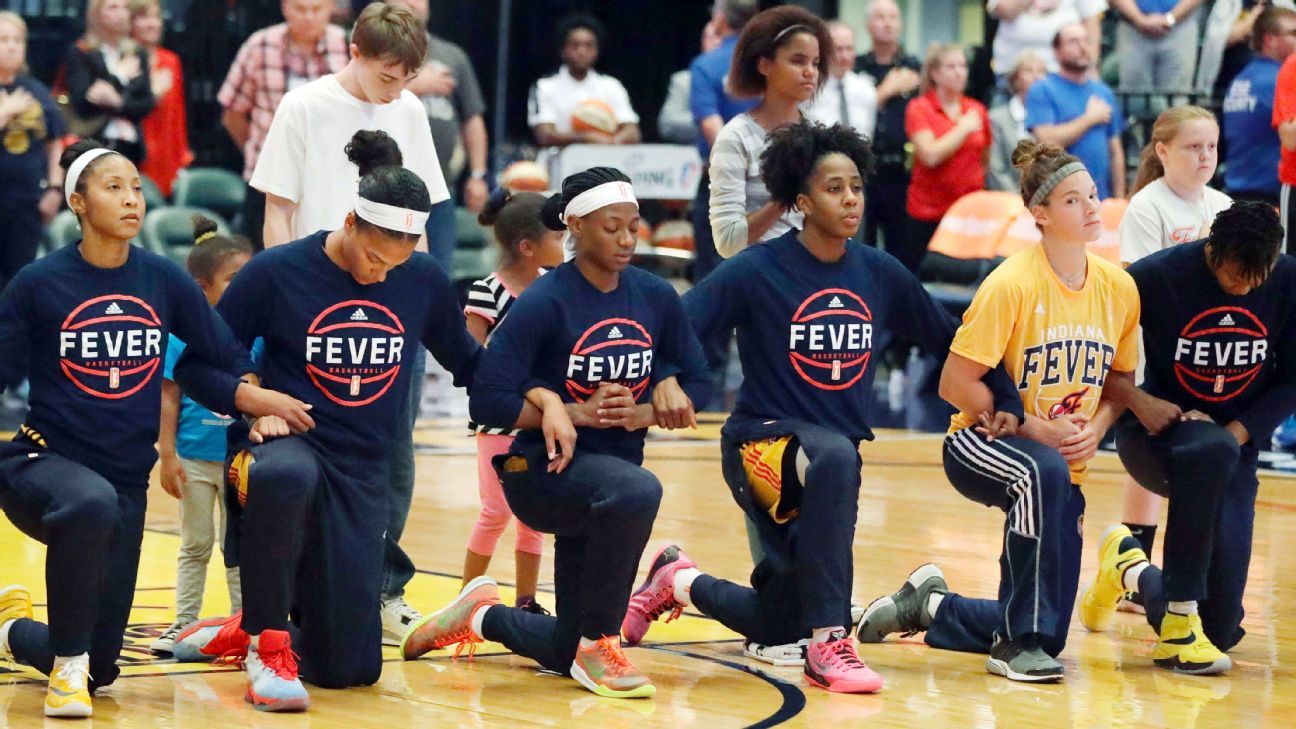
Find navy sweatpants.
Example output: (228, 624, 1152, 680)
(688, 419, 861, 644)
(229, 436, 385, 689)
(0, 440, 146, 691)
(927, 428, 1085, 657)
(1116, 415, 1259, 651)
(481, 442, 661, 674)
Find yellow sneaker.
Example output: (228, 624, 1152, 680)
(1153, 612, 1232, 675)
(45, 653, 92, 718)
(1080, 525, 1148, 633)
(0, 584, 33, 662)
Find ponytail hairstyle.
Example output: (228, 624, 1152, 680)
(540, 166, 633, 231)
(1012, 139, 1085, 229)
(345, 129, 432, 244)
(478, 187, 548, 265)
(1133, 105, 1217, 195)
(186, 214, 252, 283)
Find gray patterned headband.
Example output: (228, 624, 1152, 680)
(1027, 161, 1086, 208)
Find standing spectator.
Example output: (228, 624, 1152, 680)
(709, 6, 830, 259)
(1226, 6, 1296, 205)
(217, 0, 347, 249)
(1027, 23, 1126, 200)
(1273, 42, 1296, 249)
(0, 11, 63, 291)
(246, 3, 449, 648)
(987, 0, 1105, 77)
(903, 44, 991, 274)
(1110, 0, 1204, 91)
(528, 14, 640, 148)
(388, 0, 487, 215)
(130, 0, 191, 197)
(1201, 0, 1275, 97)
(805, 21, 878, 140)
(689, 0, 758, 281)
(658, 21, 721, 145)
(856, 0, 922, 252)
(64, 0, 154, 164)
(988, 51, 1047, 192)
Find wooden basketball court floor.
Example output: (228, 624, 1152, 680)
(2, 416, 1294, 727)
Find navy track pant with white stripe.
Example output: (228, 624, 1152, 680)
(925, 428, 1085, 657)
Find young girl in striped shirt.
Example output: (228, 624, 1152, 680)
(461, 188, 565, 612)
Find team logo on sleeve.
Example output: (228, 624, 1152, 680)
(565, 318, 654, 402)
(1173, 306, 1268, 402)
(304, 300, 406, 407)
(787, 289, 873, 391)
(59, 294, 163, 399)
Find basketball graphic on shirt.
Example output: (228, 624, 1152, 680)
(787, 288, 873, 391)
(570, 98, 618, 135)
(565, 318, 654, 402)
(304, 300, 406, 407)
(1173, 306, 1268, 402)
(59, 294, 164, 399)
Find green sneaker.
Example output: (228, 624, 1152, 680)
(401, 576, 501, 660)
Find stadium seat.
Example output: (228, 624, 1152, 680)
(452, 205, 495, 290)
(44, 209, 82, 253)
(920, 190, 1024, 284)
(1093, 198, 1127, 264)
(140, 205, 233, 266)
(172, 167, 247, 223)
(141, 174, 167, 211)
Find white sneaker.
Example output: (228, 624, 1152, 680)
(151, 620, 191, 654)
(744, 639, 809, 667)
(381, 596, 423, 647)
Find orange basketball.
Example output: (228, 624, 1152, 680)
(499, 160, 550, 192)
(652, 219, 695, 251)
(570, 98, 618, 135)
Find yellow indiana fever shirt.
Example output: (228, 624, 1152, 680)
(949, 245, 1141, 483)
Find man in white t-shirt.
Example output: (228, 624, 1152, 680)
(527, 13, 641, 147)
(988, 0, 1106, 75)
(248, 2, 452, 649)
(252, 3, 449, 249)
(805, 21, 878, 139)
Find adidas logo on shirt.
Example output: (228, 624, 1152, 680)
(828, 296, 844, 309)
(1035, 303, 1046, 315)
(607, 326, 624, 340)
(104, 302, 124, 315)
(1219, 313, 1236, 326)
(350, 308, 369, 322)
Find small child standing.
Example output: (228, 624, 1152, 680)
(461, 188, 564, 611)
(151, 216, 253, 653)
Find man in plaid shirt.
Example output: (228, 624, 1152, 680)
(218, 0, 348, 249)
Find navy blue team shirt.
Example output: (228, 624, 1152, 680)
(1128, 240, 1296, 441)
(681, 230, 1024, 441)
(175, 232, 479, 462)
(0, 243, 253, 486)
(470, 262, 711, 466)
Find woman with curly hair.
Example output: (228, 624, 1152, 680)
(619, 121, 1023, 694)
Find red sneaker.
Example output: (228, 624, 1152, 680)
(804, 631, 884, 693)
(621, 545, 695, 646)
(172, 611, 250, 664)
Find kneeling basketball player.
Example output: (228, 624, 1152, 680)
(1079, 200, 1296, 675)
(400, 167, 711, 699)
(619, 122, 1023, 694)
(169, 131, 479, 711)
(0, 139, 302, 718)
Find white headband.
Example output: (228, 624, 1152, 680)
(64, 148, 116, 208)
(559, 180, 638, 225)
(354, 195, 429, 235)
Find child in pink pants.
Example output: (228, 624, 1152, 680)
(462, 188, 565, 611)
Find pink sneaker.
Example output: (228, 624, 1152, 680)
(621, 545, 695, 646)
(803, 631, 884, 693)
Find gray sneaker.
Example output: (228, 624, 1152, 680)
(151, 620, 191, 654)
(986, 634, 1064, 683)
(856, 563, 947, 643)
